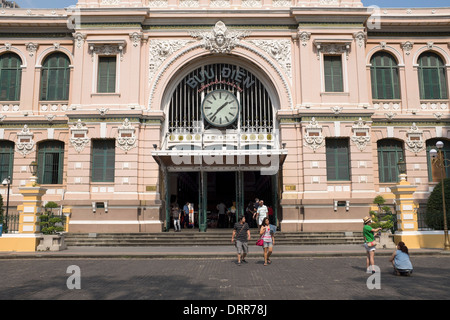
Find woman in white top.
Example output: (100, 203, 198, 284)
(260, 217, 274, 266)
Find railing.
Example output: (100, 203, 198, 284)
(0, 213, 19, 234)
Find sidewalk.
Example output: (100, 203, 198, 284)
(0, 244, 445, 259)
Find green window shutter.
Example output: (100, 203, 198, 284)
(377, 139, 404, 183)
(40, 53, 70, 101)
(97, 57, 117, 93)
(370, 52, 400, 100)
(92, 140, 115, 182)
(0, 53, 22, 101)
(0, 141, 14, 182)
(418, 52, 448, 100)
(37, 141, 64, 184)
(326, 138, 350, 181)
(324, 56, 343, 92)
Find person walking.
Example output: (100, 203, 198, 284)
(231, 215, 251, 266)
(256, 200, 268, 227)
(172, 203, 181, 232)
(260, 217, 274, 266)
(217, 201, 227, 228)
(389, 241, 413, 276)
(363, 216, 382, 274)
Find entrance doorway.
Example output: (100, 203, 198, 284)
(167, 170, 277, 231)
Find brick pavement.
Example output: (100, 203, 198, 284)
(1, 255, 450, 301)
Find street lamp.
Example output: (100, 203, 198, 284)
(397, 157, 407, 182)
(1, 176, 11, 233)
(430, 141, 450, 251)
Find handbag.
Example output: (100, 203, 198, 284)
(366, 240, 377, 247)
(256, 236, 264, 246)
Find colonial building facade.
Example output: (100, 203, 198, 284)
(0, 0, 449, 234)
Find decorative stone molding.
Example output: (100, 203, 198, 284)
(129, 32, 143, 47)
(26, 42, 39, 57)
(331, 106, 343, 115)
(353, 31, 366, 48)
(385, 111, 397, 121)
(314, 41, 351, 60)
(247, 40, 291, 80)
(351, 117, 371, 151)
(148, 39, 195, 81)
(116, 118, 137, 153)
(97, 107, 109, 117)
(304, 117, 325, 152)
(210, 0, 230, 7)
(402, 41, 413, 55)
(73, 32, 86, 49)
(406, 123, 425, 154)
(148, 0, 168, 7)
(189, 21, 250, 54)
(69, 119, 89, 153)
(16, 125, 35, 157)
(101, 0, 121, 4)
(241, 0, 262, 7)
(88, 42, 126, 61)
(298, 31, 311, 46)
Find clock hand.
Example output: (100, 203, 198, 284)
(211, 101, 233, 119)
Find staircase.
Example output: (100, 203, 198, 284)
(64, 230, 364, 247)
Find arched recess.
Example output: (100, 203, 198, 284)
(148, 43, 292, 113)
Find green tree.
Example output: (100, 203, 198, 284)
(426, 178, 450, 230)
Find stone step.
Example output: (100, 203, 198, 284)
(64, 231, 364, 247)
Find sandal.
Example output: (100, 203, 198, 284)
(268, 259, 271, 264)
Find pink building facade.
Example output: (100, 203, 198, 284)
(0, 0, 449, 233)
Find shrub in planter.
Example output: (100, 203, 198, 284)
(426, 178, 450, 230)
(39, 201, 64, 235)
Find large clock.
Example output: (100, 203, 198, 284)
(202, 89, 240, 127)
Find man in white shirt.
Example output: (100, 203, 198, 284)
(256, 200, 268, 227)
(217, 201, 227, 228)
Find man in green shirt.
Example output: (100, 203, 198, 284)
(363, 216, 382, 274)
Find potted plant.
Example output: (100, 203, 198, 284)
(370, 196, 396, 249)
(37, 202, 67, 251)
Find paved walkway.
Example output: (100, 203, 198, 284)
(0, 244, 445, 259)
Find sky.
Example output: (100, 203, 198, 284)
(13, 0, 450, 8)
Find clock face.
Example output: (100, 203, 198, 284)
(202, 89, 240, 127)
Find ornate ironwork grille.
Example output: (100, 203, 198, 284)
(168, 63, 274, 134)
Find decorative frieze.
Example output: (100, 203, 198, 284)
(247, 40, 291, 80)
(116, 118, 137, 153)
(16, 125, 35, 157)
(304, 117, 325, 152)
(69, 120, 90, 153)
(88, 42, 126, 61)
(405, 123, 425, 154)
(189, 21, 250, 54)
(351, 117, 370, 151)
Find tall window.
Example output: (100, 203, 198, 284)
(37, 141, 64, 184)
(0, 141, 14, 182)
(324, 55, 343, 92)
(426, 139, 450, 182)
(40, 53, 71, 101)
(92, 139, 115, 182)
(370, 52, 400, 100)
(326, 138, 350, 181)
(377, 139, 404, 183)
(0, 53, 22, 101)
(97, 56, 117, 93)
(418, 52, 448, 100)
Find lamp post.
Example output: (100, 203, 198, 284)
(397, 157, 407, 183)
(2, 176, 11, 233)
(29, 161, 38, 183)
(429, 141, 450, 251)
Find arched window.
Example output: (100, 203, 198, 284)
(418, 52, 448, 100)
(37, 141, 64, 184)
(0, 53, 22, 101)
(426, 139, 450, 182)
(40, 53, 70, 101)
(377, 139, 405, 183)
(370, 52, 400, 100)
(0, 140, 14, 182)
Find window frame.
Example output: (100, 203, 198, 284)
(323, 55, 344, 93)
(370, 51, 400, 100)
(0, 53, 22, 102)
(97, 56, 117, 94)
(326, 138, 351, 181)
(418, 52, 448, 100)
(37, 140, 65, 185)
(0, 140, 14, 183)
(377, 139, 405, 183)
(40, 53, 71, 102)
(91, 139, 116, 183)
